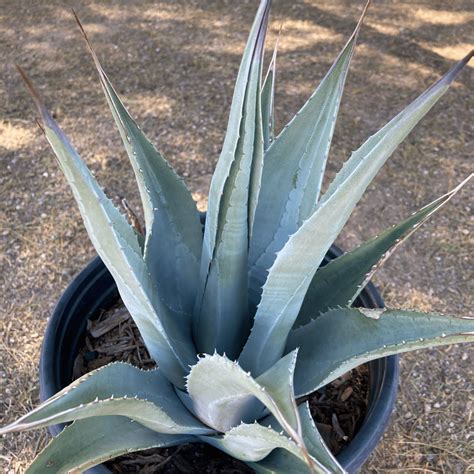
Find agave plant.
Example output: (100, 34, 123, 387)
(3, 1, 473, 472)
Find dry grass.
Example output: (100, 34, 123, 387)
(1, 0, 473, 472)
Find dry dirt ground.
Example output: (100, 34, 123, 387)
(1, 0, 473, 472)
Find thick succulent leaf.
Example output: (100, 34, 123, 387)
(27, 416, 194, 473)
(193, 0, 269, 358)
(75, 14, 202, 319)
(250, 449, 314, 474)
(247, 5, 368, 306)
(256, 350, 300, 433)
(202, 424, 299, 461)
(201, 0, 270, 260)
(240, 52, 473, 377)
(286, 308, 474, 397)
(261, 33, 279, 150)
(202, 423, 328, 473)
(297, 176, 472, 326)
(253, 403, 344, 473)
(186, 352, 300, 435)
(296, 403, 344, 473)
(17, 68, 196, 388)
(0, 363, 212, 436)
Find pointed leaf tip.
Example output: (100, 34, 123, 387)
(453, 173, 473, 191)
(263, 22, 282, 84)
(72, 9, 104, 74)
(34, 118, 45, 133)
(16, 65, 52, 129)
(353, 0, 371, 38)
(72, 8, 85, 35)
(16, 64, 37, 98)
(438, 49, 473, 87)
(261, 24, 280, 150)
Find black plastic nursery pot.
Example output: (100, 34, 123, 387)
(39, 246, 399, 474)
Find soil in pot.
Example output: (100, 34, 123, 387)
(74, 301, 369, 473)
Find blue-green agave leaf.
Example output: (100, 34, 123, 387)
(26, 416, 194, 473)
(286, 308, 474, 397)
(296, 175, 472, 327)
(201, 0, 270, 260)
(186, 352, 301, 437)
(75, 14, 202, 320)
(0, 363, 212, 435)
(250, 449, 314, 474)
(202, 423, 328, 473)
(253, 402, 344, 473)
(17, 67, 196, 388)
(296, 402, 344, 473)
(247, 4, 368, 307)
(261, 31, 279, 150)
(240, 51, 473, 377)
(251, 450, 316, 473)
(193, 0, 269, 358)
(256, 350, 301, 434)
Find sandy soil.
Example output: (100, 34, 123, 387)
(1, 0, 473, 472)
